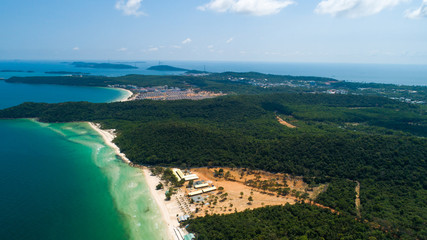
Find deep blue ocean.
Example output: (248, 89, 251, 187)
(1, 60, 426, 86)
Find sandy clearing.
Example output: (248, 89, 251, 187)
(276, 115, 297, 128)
(189, 168, 333, 217)
(355, 181, 361, 218)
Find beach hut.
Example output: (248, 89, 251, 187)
(173, 169, 185, 181)
(177, 215, 190, 222)
(202, 186, 217, 193)
(183, 174, 199, 181)
(194, 183, 209, 189)
(188, 190, 203, 196)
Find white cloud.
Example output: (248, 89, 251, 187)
(117, 47, 128, 52)
(405, 0, 427, 19)
(208, 45, 214, 49)
(182, 38, 192, 44)
(148, 47, 159, 52)
(171, 45, 182, 49)
(226, 37, 234, 43)
(198, 0, 295, 16)
(115, 0, 144, 16)
(73, 47, 79, 51)
(315, 0, 408, 18)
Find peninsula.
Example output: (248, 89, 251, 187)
(147, 65, 189, 72)
(1, 70, 34, 73)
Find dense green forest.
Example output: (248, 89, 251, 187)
(185, 203, 393, 240)
(147, 65, 189, 71)
(0, 93, 425, 238)
(315, 179, 357, 215)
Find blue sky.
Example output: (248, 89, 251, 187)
(0, 0, 426, 64)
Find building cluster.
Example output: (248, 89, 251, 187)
(137, 89, 224, 101)
(226, 76, 328, 89)
(108, 84, 137, 89)
(109, 84, 224, 101)
(390, 97, 425, 104)
(172, 169, 217, 198)
(326, 89, 349, 94)
(171, 168, 216, 240)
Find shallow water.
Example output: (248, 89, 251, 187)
(0, 120, 168, 240)
(0, 81, 166, 239)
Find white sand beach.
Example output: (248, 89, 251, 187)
(88, 122, 188, 240)
(88, 122, 131, 164)
(142, 168, 190, 240)
(117, 88, 134, 102)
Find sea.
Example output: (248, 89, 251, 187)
(0, 60, 425, 240)
(0, 60, 426, 85)
(0, 80, 167, 239)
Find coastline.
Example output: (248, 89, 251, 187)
(115, 88, 133, 102)
(142, 168, 185, 240)
(88, 122, 131, 164)
(88, 121, 181, 240)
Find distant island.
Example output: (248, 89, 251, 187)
(45, 71, 90, 75)
(1, 70, 34, 73)
(185, 70, 209, 74)
(71, 62, 138, 69)
(147, 65, 189, 72)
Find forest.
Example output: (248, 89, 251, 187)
(315, 179, 357, 216)
(0, 93, 425, 239)
(185, 203, 393, 240)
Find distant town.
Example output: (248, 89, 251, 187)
(222, 74, 426, 105)
(108, 84, 225, 101)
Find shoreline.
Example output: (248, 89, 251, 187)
(142, 168, 184, 240)
(87, 122, 131, 164)
(88, 121, 180, 240)
(115, 88, 133, 102)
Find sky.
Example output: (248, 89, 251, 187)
(0, 0, 426, 64)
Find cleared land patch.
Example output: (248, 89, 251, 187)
(189, 168, 331, 217)
(276, 115, 297, 128)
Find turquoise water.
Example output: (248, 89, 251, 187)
(0, 119, 128, 239)
(1, 60, 426, 85)
(0, 84, 167, 239)
(0, 120, 167, 240)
